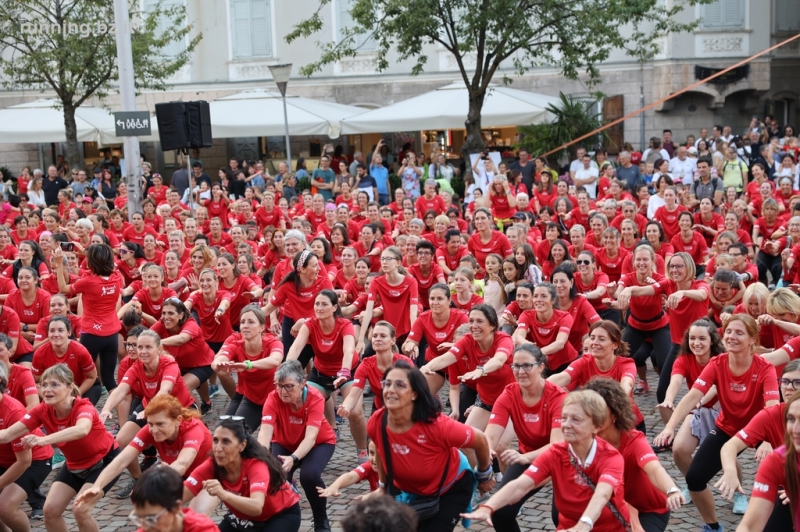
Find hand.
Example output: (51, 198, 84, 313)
(460, 505, 494, 526)
(355, 340, 365, 355)
(269, 319, 281, 336)
(419, 363, 435, 375)
(278, 455, 294, 473)
(755, 441, 773, 463)
(333, 376, 347, 389)
(779, 488, 790, 505)
(337, 405, 351, 419)
(317, 485, 342, 498)
(652, 428, 675, 448)
(666, 292, 684, 309)
(214, 308, 225, 324)
(757, 314, 775, 326)
(402, 341, 419, 359)
(74, 486, 104, 509)
(459, 369, 483, 382)
(136, 410, 146, 420)
(21, 434, 48, 447)
(290, 319, 304, 337)
(713, 469, 744, 500)
(448, 409, 459, 420)
(202, 479, 228, 501)
(98, 410, 113, 423)
(615, 289, 631, 308)
(499, 449, 529, 466)
(666, 489, 686, 510)
(657, 400, 674, 411)
(478, 477, 496, 496)
(220, 361, 249, 373)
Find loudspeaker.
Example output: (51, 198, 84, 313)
(155, 101, 212, 151)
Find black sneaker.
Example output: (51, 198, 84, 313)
(115, 479, 136, 499)
(30, 507, 43, 520)
(140, 456, 158, 472)
(314, 519, 332, 532)
(201, 401, 213, 415)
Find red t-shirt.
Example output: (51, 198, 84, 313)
(618, 430, 667, 514)
(489, 192, 517, 219)
(564, 355, 644, 424)
(692, 353, 779, 435)
(670, 232, 708, 266)
(489, 381, 565, 454)
(406, 263, 444, 310)
(68, 271, 124, 336)
(186, 457, 300, 522)
(302, 317, 358, 376)
(653, 205, 688, 240)
(450, 292, 485, 311)
(150, 320, 215, 370)
(671, 355, 716, 408)
(33, 314, 81, 347)
(562, 295, 601, 353)
(261, 386, 337, 450)
(367, 410, 474, 496)
(352, 241, 384, 273)
(117, 355, 134, 386)
(254, 206, 285, 231)
(435, 246, 469, 273)
(122, 225, 159, 247)
(353, 460, 380, 491)
(218, 333, 283, 405)
(0, 394, 52, 468)
(694, 212, 725, 247)
(352, 353, 413, 409)
(131, 418, 212, 476)
(573, 271, 609, 311)
(220, 276, 258, 324)
(202, 199, 231, 228)
(32, 340, 95, 386)
(415, 195, 447, 218)
(367, 276, 419, 337)
(751, 448, 794, 504)
(617, 273, 670, 331)
(449, 332, 514, 405)
(0, 306, 34, 359)
(21, 397, 115, 469)
(663, 279, 710, 344)
(524, 439, 629, 532)
(121, 357, 195, 408)
(7, 363, 38, 406)
(755, 216, 786, 241)
(131, 287, 178, 321)
(136, 508, 219, 532)
(594, 247, 630, 283)
(269, 273, 334, 321)
(517, 309, 578, 369)
(186, 290, 234, 343)
(407, 309, 468, 362)
(467, 231, 513, 273)
(736, 402, 786, 449)
(5, 289, 50, 327)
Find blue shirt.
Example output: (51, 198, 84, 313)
(370, 164, 389, 194)
(312, 168, 336, 201)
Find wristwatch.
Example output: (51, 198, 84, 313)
(21, 324, 27, 332)
(477, 365, 486, 376)
(579, 516, 594, 530)
(291, 454, 299, 464)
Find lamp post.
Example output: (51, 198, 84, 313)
(268, 63, 293, 173)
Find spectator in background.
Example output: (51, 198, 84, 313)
(275, 161, 291, 183)
(669, 146, 697, 186)
(569, 147, 594, 182)
(312, 155, 336, 202)
(509, 149, 535, 194)
(615, 151, 645, 191)
(42, 165, 68, 207)
(370, 141, 391, 205)
(643, 137, 670, 165)
(349, 151, 364, 177)
(573, 153, 600, 199)
(171, 160, 190, 195)
(662, 129, 677, 158)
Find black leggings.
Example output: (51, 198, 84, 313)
(417, 469, 474, 532)
(765, 496, 793, 530)
(656, 343, 681, 405)
(492, 463, 558, 532)
(82, 380, 103, 406)
(80, 333, 119, 391)
(638, 510, 670, 532)
(686, 425, 734, 492)
(225, 393, 263, 433)
(281, 317, 314, 367)
(627, 325, 672, 403)
(218, 503, 301, 532)
(272, 442, 334, 525)
(757, 250, 783, 285)
(459, 384, 478, 423)
(598, 307, 621, 326)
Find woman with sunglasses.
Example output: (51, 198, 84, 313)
(215, 305, 283, 434)
(258, 361, 335, 532)
(115, 241, 147, 286)
(151, 298, 215, 413)
(0, 364, 121, 532)
(76, 394, 215, 516)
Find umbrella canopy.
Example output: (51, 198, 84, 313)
(209, 89, 367, 139)
(341, 82, 562, 134)
(0, 99, 159, 144)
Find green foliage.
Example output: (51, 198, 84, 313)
(297, 176, 311, 192)
(450, 173, 465, 200)
(388, 173, 401, 200)
(517, 93, 609, 166)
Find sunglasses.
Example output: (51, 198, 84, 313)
(575, 259, 591, 265)
(380, 379, 409, 390)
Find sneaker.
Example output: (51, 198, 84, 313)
(140, 456, 158, 472)
(357, 449, 369, 464)
(334, 428, 340, 440)
(363, 386, 374, 398)
(494, 471, 503, 483)
(51, 449, 66, 470)
(682, 486, 693, 505)
(700, 525, 724, 532)
(114, 478, 136, 499)
(313, 519, 331, 532)
(209, 384, 220, 398)
(335, 414, 344, 424)
(201, 401, 213, 415)
(30, 507, 43, 520)
(110, 423, 120, 436)
(732, 491, 748, 515)
(634, 380, 649, 395)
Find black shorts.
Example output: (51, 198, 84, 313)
(207, 341, 224, 354)
(474, 396, 493, 413)
(128, 401, 146, 427)
(54, 445, 122, 494)
(0, 458, 50, 498)
(183, 365, 213, 384)
(14, 352, 33, 364)
(308, 366, 355, 394)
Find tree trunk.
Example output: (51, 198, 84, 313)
(62, 102, 83, 172)
(462, 89, 487, 161)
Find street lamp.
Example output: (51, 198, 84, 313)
(268, 63, 293, 174)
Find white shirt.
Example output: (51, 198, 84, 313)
(574, 167, 599, 198)
(27, 189, 46, 207)
(647, 194, 666, 218)
(669, 156, 697, 185)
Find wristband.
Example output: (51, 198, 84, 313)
(378, 481, 385, 488)
(475, 465, 493, 483)
(245, 360, 253, 370)
(336, 368, 351, 380)
(579, 516, 594, 530)
(667, 486, 681, 495)
(477, 503, 495, 515)
(215, 307, 224, 313)
(291, 454, 299, 464)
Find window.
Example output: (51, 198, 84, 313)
(337, 0, 375, 51)
(230, 0, 272, 59)
(776, 0, 800, 32)
(144, 0, 186, 59)
(701, 0, 744, 28)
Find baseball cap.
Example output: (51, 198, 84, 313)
(687, 146, 698, 155)
(512, 212, 528, 220)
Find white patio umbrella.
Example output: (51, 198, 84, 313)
(340, 82, 562, 134)
(209, 89, 368, 139)
(0, 99, 160, 144)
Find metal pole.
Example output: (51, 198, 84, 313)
(113, 0, 142, 221)
(282, 94, 292, 172)
(639, 60, 645, 153)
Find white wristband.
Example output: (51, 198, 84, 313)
(579, 516, 594, 530)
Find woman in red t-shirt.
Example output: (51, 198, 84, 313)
(653, 315, 780, 529)
(184, 269, 234, 352)
(653, 187, 687, 241)
(644, 221, 675, 264)
(215, 306, 283, 432)
(451, 267, 484, 311)
(0, 364, 120, 532)
(514, 283, 578, 375)
(587, 378, 684, 531)
(258, 361, 335, 531)
(488, 176, 517, 230)
(482, 344, 566, 531)
(694, 197, 724, 247)
(670, 211, 709, 271)
(192, 418, 301, 531)
(467, 208, 514, 276)
(367, 360, 495, 532)
(755, 198, 788, 285)
(465, 389, 630, 532)
(552, 267, 601, 354)
(120, 265, 178, 325)
(202, 184, 232, 229)
(574, 250, 615, 322)
(594, 227, 629, 284)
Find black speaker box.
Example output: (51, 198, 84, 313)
(155, 101, 212, 151)
(186, 101, 212, 149)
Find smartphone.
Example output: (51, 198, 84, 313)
(59, 242, 74, 252)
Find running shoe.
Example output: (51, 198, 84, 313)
(732, 491, 748, 515)
(682, 486, 693, 505)
(357, 449, 369, 464)
(634, 380, 649, 395)
(115, 479, 136, 499)
(201, 401, 213, 415)
(51, 449, 66, 470)
(140, 456, 158, 472)
(209, 384, 220, 398)
(30, 507, 43, 520)
(700, 525, 724, 532)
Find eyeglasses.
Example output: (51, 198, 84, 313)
(668, 264, 685, 270)
(379, 257, 398, 263)
(575, 260, 591, 265)
(779, 378, 800, 388)
(416, 251, 432, 256)
(275, 383, 297, 392)
(510, 363, 538, 372)
(128, 507, 168, 528)
(380, 379, 409, 390)
(124, 343, 138, 350)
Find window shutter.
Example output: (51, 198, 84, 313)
(145, 0, 185, 59)
(231, 0, 252, 57)
(250, 0, 271, 57)
(338, 0, 375, 51)
(777, 0, 800, 32)
(723, 0, 743, 27)
(701, 0, 725, 27)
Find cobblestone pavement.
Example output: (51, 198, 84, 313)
(27, 371, 750, 532)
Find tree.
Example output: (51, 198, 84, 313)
(0, 0, 201, 170)
(288, 0, 703, 158)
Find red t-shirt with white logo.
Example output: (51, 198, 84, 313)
(353, 460, 380, 491)
(488, 381, 565, 454)
(352, 353, 413, 409)
(0, 306, 34, 359)
(5, 288, 50, 327)
(32, 340, 96, 386)
(367, 410, 475, 496)
(136, 508, 219, 532)
(736, 402, 785, 449)
(618, 430, 667, 514)
(449, 332, 514, 405)
(517, 309, 578, 370)
(186, 290, 235, 343)
(573, 271, 610, 312)
(524, 439, 629, 532)
(150, 320, 215, 370)
(406, 263, 444, 310)
(131, 287, 178, 322)
(593, 247, 630, 284)
(218, 333, 283, 405)
(653, 205, 688, 240)
(185, 457, 300, 522)
(617, 273, 670, 331)
(435, 246, 469, 273)
(407, 309, 468, 362)
(269, 273, 334, 322)
(131, 418, 212, 476)
(68, 271, 125, 336)
(662, 279, 710, 344)
(670, 232, 708, 267)
(467, 231, 513, 274)
(563, 355, 644, 425)
(7, 363, 37, 406)
(302, 317, 358, 376)
(367, 276, 419, 338)
(121, 357, 195, 408)
(751, 447, 791, 503)
(261, 386, 337, 450)
(21, 397, 115, 469)
(0, 394, 52, 468)
(692, 353, 779, 435)
(415, 195, 447, 218)
(671, 355, 718, 408)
